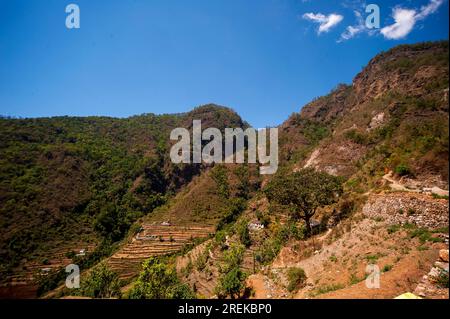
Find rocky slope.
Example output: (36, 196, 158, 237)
(175, 41, 449, 299)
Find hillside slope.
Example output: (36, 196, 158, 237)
(0, 104, 246, 296)
(175, 41, 449, 299)
(1, 41, 448, 299)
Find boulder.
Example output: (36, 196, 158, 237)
(439, 249, 449, 263)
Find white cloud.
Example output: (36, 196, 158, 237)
(303, 12, 344, 34)
(380, 8, 417, 40)
(381, 0, 445, 40)
(416, 0, 445, 19)
(339, 11, 365, 41)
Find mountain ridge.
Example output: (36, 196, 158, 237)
(0, 40, 448, 299)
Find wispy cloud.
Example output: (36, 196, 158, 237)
(339, 11, 366, 41)
(381, 0, 445, 40)
(416, 0, 445, 19)
(302, 12, 344, 34)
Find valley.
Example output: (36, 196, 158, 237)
(0, 40, 448, 299)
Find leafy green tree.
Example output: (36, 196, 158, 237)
(236, 219, 251, 247)
(129, 257, 194, 299)
(79, 263, 121, 298)
(221, 243, 245, 273)
(215, 267, 247, 299)
(264, 168, 343, 235)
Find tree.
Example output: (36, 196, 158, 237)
(236, 219, 251, 247)
(264, 168, 343, 235)
(215, 267, 247, 299)
(129, 257, 194, 299)
(79, 263, 121, 298)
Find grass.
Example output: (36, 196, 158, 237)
(312, 283, 345, 296)
(366, 253, 382, 264)
(408, 228, 444, 244)
(349, 273, 365, 285)
(387, 224, 401, 234)
(387, 223, 446, 244)
(432, 193, 449, 200)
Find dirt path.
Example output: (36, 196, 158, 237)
(383, 172, 449, 196)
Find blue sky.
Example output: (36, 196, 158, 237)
(0, 0, 448, 127)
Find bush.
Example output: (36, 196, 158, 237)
(395, 164, 410, 176)
(344, 129, 369, 145)
(221, 243, 245, 273)
(216, 198, 246, 231)
(129, 257, 195, 299)
(256, 211, 270, 227)
(236, 220, 251, 247)
(195, 247, 209, 271)
(382, 264, 393, 272)
(215, 267, 247, 299)
(286, 267, 307, 292)
(78, 263, 121, 299)
(65, 251, 76, 259)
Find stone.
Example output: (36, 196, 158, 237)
(428, 267, 442, 282)
(439, 249, 449, 262)
(434, 261, 449, 272)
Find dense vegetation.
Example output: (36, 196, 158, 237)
(0, 105, 246, 281)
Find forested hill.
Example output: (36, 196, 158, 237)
(0, 104, 245, 279)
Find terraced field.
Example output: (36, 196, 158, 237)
(0, 243, 97, 298)
(108, 224, 214, 281)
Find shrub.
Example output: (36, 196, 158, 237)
(195, 247, 209, 271)
(79, 263, 121, 299)
(408, 228, 444, 244)
(286, 267, 307, 292)
(236, 220, 251, 247)
(65, 251, 76, 259)
(215, 267, 247, 299)
(344, 129, 369, 145)
(382, 264, 393, 272)
(256, 211, 270, 227)
(216, 198, 247, 231)
(387, 224, 401, 234)
(129, 257, 195, 299)
(221, 243, 245, 273)
(395, 164, 410, 176)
